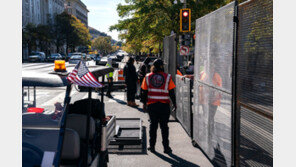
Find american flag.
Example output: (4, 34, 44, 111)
(67, 61, 103, 87)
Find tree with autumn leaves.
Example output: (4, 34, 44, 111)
(110, 0, 247, 54)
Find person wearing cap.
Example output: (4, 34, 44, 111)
(141, 59, 177, 154)
(105, 56, 114, 98)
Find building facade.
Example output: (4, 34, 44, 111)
(65, 0, 89, 26)
(22, 0, 66, 59)
(22, 0, 42, 27)
(23, 0, 65, 27)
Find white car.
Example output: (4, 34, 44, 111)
(68, 55, 82, 64)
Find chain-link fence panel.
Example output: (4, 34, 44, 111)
(176, 75, 193, 136)
(193, 2, 236, 167)
(237, 0, 273, 166)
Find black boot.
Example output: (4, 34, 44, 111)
(148, 146, 156, 153)
(164, 147, 172, 154)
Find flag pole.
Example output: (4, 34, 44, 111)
(84, 86, 92, 166)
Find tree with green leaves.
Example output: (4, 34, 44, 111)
(22, 23, 38, 55)
(54, 12, 91, 54)
(110, 0, 246, 54)
(35, 24, 52, 56)
(91, 36, 113, 55)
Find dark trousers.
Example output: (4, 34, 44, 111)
(148, 102, 170, 149)
(126, 83, 136, 102)
(107, 77, 113, 95)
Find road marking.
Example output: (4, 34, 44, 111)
(40, 91, 65, 108)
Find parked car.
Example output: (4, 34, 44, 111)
(66, 52, 81, 61)
(97, 55, 118, 67)
(47, 53, 63, 62)
(89, 54, 96, 60)
(59, 53, 66, 60)
(94, 55, 101, 65)
(28, 52, 46, 62)
(69, 55, 82, 64)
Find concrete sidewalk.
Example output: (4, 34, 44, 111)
(103, 92, 213, 167)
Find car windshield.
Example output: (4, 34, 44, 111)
(51, 54, 59, 57)
(70, 55, 81, 59)
(30, 52, 39, 55)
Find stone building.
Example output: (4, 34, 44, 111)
(65, 0, 89, 26)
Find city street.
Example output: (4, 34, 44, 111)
(23, 78, 213, 167)
(19, 0, 273, 166)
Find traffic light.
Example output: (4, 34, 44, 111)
(181, 34, 191, 46)
(180, 9, 191, 32)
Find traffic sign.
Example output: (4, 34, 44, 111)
(180, 46, 190, 56)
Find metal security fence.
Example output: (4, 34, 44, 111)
(163, 34, 177, 118)
(193, 2, 236, 167)
(163, 34, 177, 83)
(236, 0, 273, 166)
(175, 75, 193, 137)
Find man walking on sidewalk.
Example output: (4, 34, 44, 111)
(141, 59, 177, 154)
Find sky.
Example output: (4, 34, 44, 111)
(82, 0, 127, 41)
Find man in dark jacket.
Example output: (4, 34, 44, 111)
(123, 57, 139, 107)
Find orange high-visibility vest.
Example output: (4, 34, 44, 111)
(177, 69, 183, 76)
(146, 72, 171, 104)
(199, 71, 222, 106)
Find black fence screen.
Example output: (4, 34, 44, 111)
(236, 0, 273, 166)
(175, 75, 193, 136)
(193, 2, 236, 167)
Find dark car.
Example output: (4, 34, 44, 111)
(47, 53, 63, 62)
(28, 52, 46, 62)
(94, 55, 101, 65)
(59, 53, 66, 60)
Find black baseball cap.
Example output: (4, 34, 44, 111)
(153, 59, 164, 67)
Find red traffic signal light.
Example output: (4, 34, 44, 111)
(180, 9, 191, 32)
(183, 11, 188, 17)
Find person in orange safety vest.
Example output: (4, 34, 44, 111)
(199, 64, 222, 149)
(141, 59, 176, 154)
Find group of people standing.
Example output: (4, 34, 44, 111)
(105, 56, 177, 154)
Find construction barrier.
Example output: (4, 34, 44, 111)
(192, 2, 236, 166)
(175, 75, 193, 137)
(236, 0, 273, 166)
(117, 69, 125, 81)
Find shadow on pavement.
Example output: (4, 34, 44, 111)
(212, 144, 227, 167)
(153, 152, 200, 167)
(107, 96, 127, 105)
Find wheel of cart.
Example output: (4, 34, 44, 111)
(22, 61, 116, 167)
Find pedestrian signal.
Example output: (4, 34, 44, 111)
(181, 34, 191, 46)
(180, 9, 191, 32)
